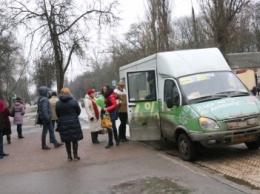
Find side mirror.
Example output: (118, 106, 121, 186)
(166, 97, 174, 108)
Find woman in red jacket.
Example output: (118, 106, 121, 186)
(0, 100, 12, 144)
(101, 85, 119, 148)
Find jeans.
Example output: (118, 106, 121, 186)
(42, 122, 58, 147)
(17, 124, 22, 137)
(0, 129, 3, 155)
(51, 120, 58, 130)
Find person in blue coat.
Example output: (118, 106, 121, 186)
(56, 87, 83, 162)
(38, 86, 63, 150)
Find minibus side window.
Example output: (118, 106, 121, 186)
(164, 80, 179, 107)
(127, 71, 157, 102)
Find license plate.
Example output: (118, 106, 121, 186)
(227, 121, 247, 129)
(234, 133, 257, 143)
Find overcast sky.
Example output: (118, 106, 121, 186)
(118, 0, 199, 34)
(64, 0, 200, 82)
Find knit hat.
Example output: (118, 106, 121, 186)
(60, 87, 70, 94)
(87, 89, 95, 95)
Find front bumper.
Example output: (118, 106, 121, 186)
(189, 126, 260, 147)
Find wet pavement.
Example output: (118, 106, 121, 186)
(144, 138, 260, 190)
(0, 105, 259, 194)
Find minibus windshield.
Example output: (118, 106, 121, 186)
(179, 72, 249, 102)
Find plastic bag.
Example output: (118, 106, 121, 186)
(101, 113, 112, 128)
(95, 95, 105, 109)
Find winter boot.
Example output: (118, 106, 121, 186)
(7, 135, 11, 144)
(105, 129, 114, 148)
(112, 127, 119, 146)
(72, 141, 80, 161)
(65, 142, 73, 162)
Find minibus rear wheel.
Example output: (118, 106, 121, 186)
(178, 133, 196, 161)
(245, 139, 260, 150)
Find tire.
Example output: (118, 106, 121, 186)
(178, 133, 196, 161)
(245, 139, 260, 150)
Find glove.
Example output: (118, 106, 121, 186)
(101, 109, 106, 115)
(90, 117, 94, 121)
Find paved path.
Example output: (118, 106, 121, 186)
(0, 105, 258, 194)
(0, 128, 257, 194)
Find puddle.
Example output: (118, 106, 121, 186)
(111, 177, 192, 194)
(224, 175, 260, 191)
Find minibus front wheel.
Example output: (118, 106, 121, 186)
(178, 133, 196, 161)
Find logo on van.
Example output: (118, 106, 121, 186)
(196, 98, 239, 115)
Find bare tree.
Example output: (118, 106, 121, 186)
(199, 0, 250, 56)
(228, 6, 254, 52)
(6, 0, 119, 92)
(174, 15, 213, 50)
(251, 1, 260, 51)
(145, 0, 173, 53)
(0, 33, 26, 105)
(32, 55, 56, 89)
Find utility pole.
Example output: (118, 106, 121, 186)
(191, 0, 199, 48)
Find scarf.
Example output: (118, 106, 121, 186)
(91, 99, 99, 120)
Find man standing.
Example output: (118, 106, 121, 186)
(38, 86, 63, 150)
(114, 80, 129, 142)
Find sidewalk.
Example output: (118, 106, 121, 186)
(1, 110, 132, 176)
(0, 127, 149, 175)
(0, 127, 256, 194)
(0, 105, 257, 194)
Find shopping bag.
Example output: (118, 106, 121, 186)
(101, 114, 112, 128)
(35, 113, 43, 125)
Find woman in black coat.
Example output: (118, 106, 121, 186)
(56, 88, 83, 162)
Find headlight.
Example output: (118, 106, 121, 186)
(199, 117, 219, 129)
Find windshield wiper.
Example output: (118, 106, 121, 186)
(229, 91, 250, 97)
(190, 94, 227, 103)
(216, 91, 250, 97)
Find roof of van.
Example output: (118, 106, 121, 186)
(119, 48, 231, 78)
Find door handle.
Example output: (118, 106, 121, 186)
(129, 104, 136, 107)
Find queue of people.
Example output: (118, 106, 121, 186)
(0, 80, 129, 161)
